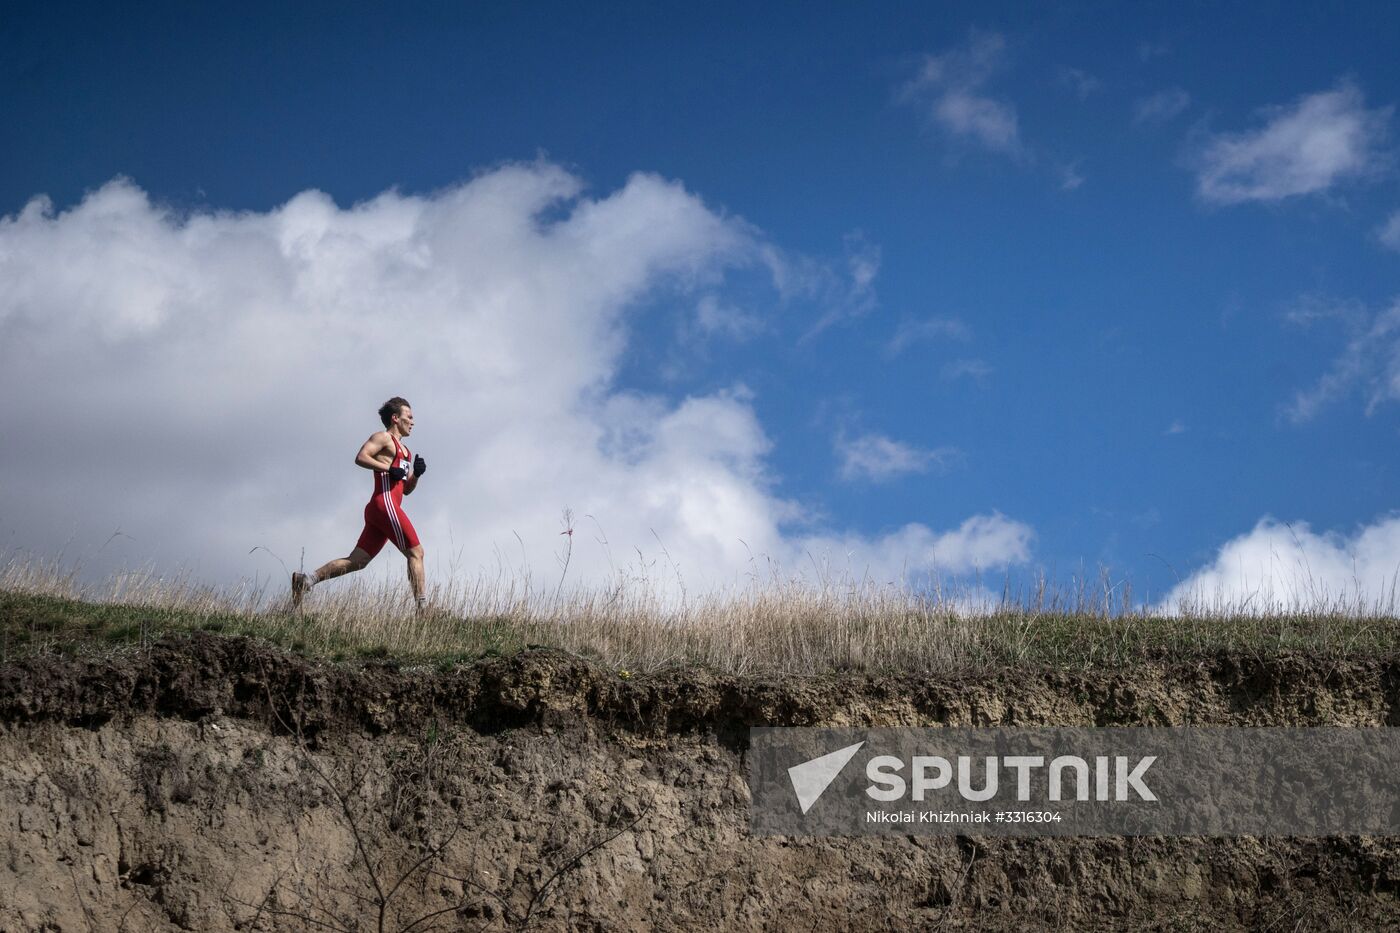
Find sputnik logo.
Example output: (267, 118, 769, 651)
(787, 742, 865, 814)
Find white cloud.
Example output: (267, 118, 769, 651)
(1133, 88, 1190, 126)
(693, 294, 765, 341)
(942, 358, 994, 381)
(836, 432, 959, 482)
(1379, 210, 1400, 252)
(1058, 162, 1085, 191)
(0, 167, 1034, 596)
(796, 234, 881, 342)
(1192, 82, 1392, 204)
(1163, 420, 1187, 436)
(1137, 40, 1171, 62)
(903, 31, 1025, 157)
(1162, 514, 1400, 614)
(1283, 293, 1366, 329)
(1057, 66, 1100, 100)
(885, 315, 971, 356)
(1285, 297, 1400, 422)
(800, 513, 1035, 579)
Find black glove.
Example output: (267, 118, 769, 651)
(413, 454, 426, 478)
(389, 466, 407, 482)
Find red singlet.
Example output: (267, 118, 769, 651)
(355, 435, 420, 558)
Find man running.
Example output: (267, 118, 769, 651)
(292, 397, 428, 610)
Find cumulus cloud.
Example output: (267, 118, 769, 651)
(1162, 514, 1400, 614)
(1284, 297, 1400, 422)
(1133, 88, 1190, 126)
(902, 31, 1025, 158)
(0, 166, 1034, 595)
(801, 513, 1034, 579)
(1191, 81, 1392, 204)
(835, 432, 959, 483)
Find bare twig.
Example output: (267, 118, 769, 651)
(67, 864, 96, 933)
(519, 805, 651, 927)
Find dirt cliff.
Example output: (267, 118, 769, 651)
(3, 633, 1399, 931)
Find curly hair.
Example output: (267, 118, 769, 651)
(378, 397, 411, 428)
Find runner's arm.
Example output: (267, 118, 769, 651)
(354, 433, 394, 471)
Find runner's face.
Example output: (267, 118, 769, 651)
(395, 407, 414, 436)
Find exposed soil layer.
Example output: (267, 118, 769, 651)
(3, 634, 1400, 931)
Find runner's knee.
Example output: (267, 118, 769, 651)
(408, 545, 424, 561)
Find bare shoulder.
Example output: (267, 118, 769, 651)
(361, 430, 392, 452)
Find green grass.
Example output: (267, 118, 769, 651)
(4, 586, 1398, 675)
(0, 591, 528, 667)
(964, 609, 1400, 667)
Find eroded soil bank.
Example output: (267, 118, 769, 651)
(3, 634, 1399, 931)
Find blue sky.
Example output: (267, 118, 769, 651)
(3, 1, 1398, 608)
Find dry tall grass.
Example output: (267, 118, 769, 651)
(3, 555, 1398, 674)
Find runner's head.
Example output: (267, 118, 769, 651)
(378, 397, 413, 436)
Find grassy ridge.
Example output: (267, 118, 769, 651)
(5, 587, 1399, 675)
(0, 591, 527, 669)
